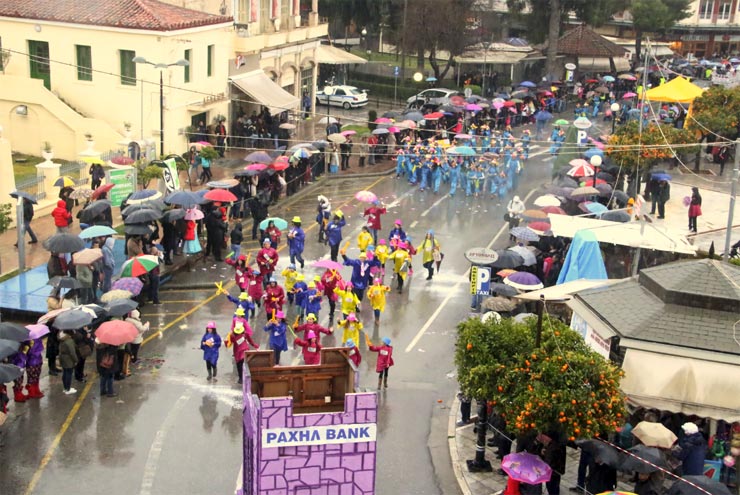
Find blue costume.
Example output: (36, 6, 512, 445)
(264, 321, 288, 363)
(200, 332, 222, 366)
(287, 226, 305, 267)
(226, 295, 255, 315)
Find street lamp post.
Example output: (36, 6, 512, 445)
(482, 41, 491, 98)
(590, 154, 602, 188)
(610, 102, 620, 134)
(361, 28, 368, 60)
(133, 56, 189, 157)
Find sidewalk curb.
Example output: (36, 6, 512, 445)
(449, 395, 473, 495)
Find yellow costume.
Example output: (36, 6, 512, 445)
(281, 267, 298, 292)
(375, 244, 390, 265)
(367, 284, 390, 312)
(339, 319, 363, 345)
(390, 250, 411, 280)
(334, 287, 360, 315)
(416, 238, 440, 264)
(357, 231, 373, 252)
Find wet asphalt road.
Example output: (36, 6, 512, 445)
(1, 145, 554, 495)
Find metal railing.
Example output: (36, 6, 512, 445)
(16, 175, 45, 201)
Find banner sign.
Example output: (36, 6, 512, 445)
(161, 158, 180, 193)
(107, 167, 135, 207)
(262, 423, 377, 448)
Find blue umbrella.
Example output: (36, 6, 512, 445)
(584, 148, 604, 159)
(651, 173, 672, 181)
(518, 81, 537, 88)
(128, 189, 162, 202)
(602, 75, 615, 82)
(259, 217, 288, 230)
(586, 202, 608, 215)
(164, 190, 206, 208)
(79, 225, 117, 239)
(447, 146, 476, 156)
(535, 110, 553, 121)
(244, 151, 272, 163)
(9, 190, 38, 204)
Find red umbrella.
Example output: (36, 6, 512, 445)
(503, 101, 516, 107)
(245, 163, 268, 171)
(271, 161, 289, 171)
(580, 178, 607, 186)
(92, 183, 115, 199)
(528, 221, 551, 233)
(204, 189, 237, 202)
(449, 95, 465, 106)
(586, 78, 599, 84)
(423, 112, 444, 120)
(96, 320, 139, 346)
(540, 205, 566, 215)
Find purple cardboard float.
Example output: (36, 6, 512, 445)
(238, 349, 378, 495)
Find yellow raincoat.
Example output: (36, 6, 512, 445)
(375, 244, 390, 264)
(416, 238, 440, 264)
(357, 230, 374, 252)
(334, 287, 360, 315)
(367, 284, 390, 312)
(339, 319, 363, 345)
(281, 267, 299, 292)
(390, 249, 411, 280)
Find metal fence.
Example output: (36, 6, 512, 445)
(15, 175, 45, 201)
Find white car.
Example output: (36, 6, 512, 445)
(406, 88, 463, 109)
(315, 85, 368, 109)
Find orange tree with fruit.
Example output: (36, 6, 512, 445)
(455, 315, 626, 441)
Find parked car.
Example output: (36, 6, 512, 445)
(315, 85, 368, 109)
(406, 88, 463, 109)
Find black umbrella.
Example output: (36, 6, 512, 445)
(124, 208, 162, 224)
(10, 190, 38, 204)
(596, 184, 613, 197)
(619, 445, 667, 473)
(43, 233, 86, 253)
(0, 339, 21, 360)
(47, 276, 84, 290)
(81, 199, 112, 217)
(575, 439, 621, 468)
(613, 190, 630, 204)
(490, 251, 525, 269)
(556, 177, 579, 188)
(668, 476, 733, 495)
(164, 190, 205, 208)
(596, 172, 615, 182)
(53, 309, 93, 330)
(0, 323, 30, 342)
(121, 203, 162, 218)
(601, 210, 631, 223)
(0, 363, 23, 383)
(382, 110, 402, 119)
(161, 208, 186, 222)
(105, 299, 138, 317)
(490, 283, 519, 297)
(124, 224, 155, 236)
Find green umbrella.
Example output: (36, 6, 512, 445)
(554, 119, 569, 125)
(259, 217, 288, 230)
(120, 255, 159, 277)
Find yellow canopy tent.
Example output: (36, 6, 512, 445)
(644, 76, 704, 103)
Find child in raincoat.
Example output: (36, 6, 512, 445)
(281, 264, 299, 305)
(389, 242, 411, 293)
(304, 282, 323, 320)
(346, 338, 362, 390)
(263, 277, 285, 318)
(263, 311, 288, 365)
(357, 226, 374, 253)
(367, 278, 391, 324)
(226, 291, 255, 316)
(294, 313, 333, 340)
(245, 269, 263, 318)
(319, 270, 342, 325)
(374, 239, 390, 277)
(231, 307, 250, 333)
(225, 254, 250, 291)
(294, 330, 322, 365)
(338, 313, 363, 346)
(292, 274, 308, 320)
(334, 282, 360, 319)
(200, 321, 222, 381)
(367, 336, 394, 389)
(224, 321, 258, 384)
(416, 230, 441, 281)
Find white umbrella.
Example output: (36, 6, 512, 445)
(533, 195, 561, 207)
(327, 133, 346, 144)
(318, 116, 338, 124)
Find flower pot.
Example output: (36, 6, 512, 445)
(42, 151, 54, 161)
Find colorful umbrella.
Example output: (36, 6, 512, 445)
(245, 151, 273, 163)
(312, 260, 343, 271)
(341, 130, 357, 136)
(501, 452, 552, 484)
(622, 92, 637, 98)
(69, 188, 94, 200)
(38, 308, 70, 325)
(184, 208, 204, 221)
(92, 183, 115, 199)
(355, 190, 378, 203)
(112, 277, 144, 295)
(95, 320, 139, 346)
(579, 201, 609, 215)
(246, 163, 268, 172)
(54, 176, 76, 188)
(521, 209, 548, 221)
(602, 75, 615, 82)
(73, 248, 103, 265)
(374, 117, 392, 124)
(504, 272, 544, 291)
(567, 163, 595, 178)
(496, 269, 518, 278)
(120, 255, 159, 277)
(259, 217, 288, 231)
(79, 225, 117, 239)
(527, 222, 552, 234)
(204, 189, 237, 203)
(26, 324, 50, 340)
(454, 133, 472, 140)
(271, 161, 289, 171)
(541, 205, 566, 215)
(533, 195, 561, 207)
(292, 148, 312, 159)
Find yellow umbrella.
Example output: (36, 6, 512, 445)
(81, 157, 106, 165)
(53, 176, 76, 188)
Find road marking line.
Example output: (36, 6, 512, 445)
(404, 187, 538, 353)
(139, 391, 192, 495)
(420, 195, 448, 217)
(22, 379, 95, 495)
(21, 174, 390, 495)
(410, 220, 419, 228)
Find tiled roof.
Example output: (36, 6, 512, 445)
(0, 0, 232, 32)
(557, 24, 627, 58)
(575, 259, 740, 356)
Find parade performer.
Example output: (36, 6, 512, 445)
(367, 278, 391, 325)
(357, 226, 373, 253)
(320, 269, 342, 325)
(390, 242, 411, 293)
(334, 281, 361, 319)
(363, 200, 387, 245)
(225, 321, 258, 384)
(200, 321, 222, 381)
(287, 216, 305, 269)
(257, 239, 279, 286)
(304, 282, 323, 320)
(226, 291, 255, 316)
(294, 313, 333, 340)
(245, 269, 263, 318)
(264, 220, 282, 248)
(263, 277, 285, 317)
(367, 336, 394, 390)
(338, 313, 363, 346)
(25, 338, 45, 399)
(374, 239, 390, 278)
(225, 254, 250, 292)
(388, 219, 406, 251)
(281, 264, 299, 305)
(294, 330, 322, 365)
(316, 195, 331, 244)
(292, 274, 308, 320)
(264, 311, 288, 365)
(325, 211, 346, 262)
(341, 250, 372, 304)
(417, 230, 441, 281)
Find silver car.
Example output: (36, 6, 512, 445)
(406, 88, 463, 109)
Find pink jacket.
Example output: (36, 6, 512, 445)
(294, 338, 322, 365)
(369, 344, 394, 372)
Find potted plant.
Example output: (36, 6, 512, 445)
(84, 132, 93, 141)
(42, 141, 53, 161)
(123, 122, 132, 132)
(199, 146, 219, 163)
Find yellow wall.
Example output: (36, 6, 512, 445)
(0, 18, 233, 159)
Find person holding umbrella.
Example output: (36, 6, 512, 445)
(96, 339, 118, 398)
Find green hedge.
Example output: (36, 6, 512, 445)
(347, 79, 420, 101)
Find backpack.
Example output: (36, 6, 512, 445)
(100, 353, 115, 369)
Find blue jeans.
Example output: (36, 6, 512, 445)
(23, 221, 38, 242)
(62, 368, 74, 391)
(100, 372, 114, 396)
(289, 251, 305, 268)
(230, 244, 241, 260)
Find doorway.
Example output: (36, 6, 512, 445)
(28, 40, 50, 90)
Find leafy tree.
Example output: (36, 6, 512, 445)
(629, 0, 692, 64)
(319, 0, 385, 38)
(506, 0, 622, 77)
(455, 316, 625, 440)
(689, 85, 740, 170)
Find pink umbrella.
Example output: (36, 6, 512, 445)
(388, 126, 400, 133)
(312, 260, 343, 271)
(622, 92, 637, 98)
(341, 130, 357, 136)
(96, 320, 139, 346)
(569, 158, 590, 168)
(400, 120, 417, 129)
(246, 163, 268, 171)
(27, 324, 50, 340)
(455, 133, 472, 140)
(375, 117, 392, 124)
(465, 103, 483, 111)
(493, 101, 504, 109)
(184, 208, 204, 221)
(355, 190, 378, 203)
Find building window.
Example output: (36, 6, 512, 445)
(207, 45, 214, 77)
(119, 49, 136, 86)
(300, 65, 313, 97)
(699, 0, 714, 19)
(28, 40, 51, 90)
(75, 45, 92, 81)
(718, 1, 731, 19)
(184, 49, 191, 83)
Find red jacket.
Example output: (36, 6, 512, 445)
(257, 247, 278, 275)
(263, 285, 284, 314)
(52, 200, 72, 227)
(369, 344, 394, 372)
(363, 206, 387, 230)
(184, 220, 196, 241)
(294, 337, 322, 365)
(246, 271, 264, 301)
(347, 346, 362, 368)
(295, 322, 332, 339)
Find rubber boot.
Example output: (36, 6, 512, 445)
(207, 367, 212, 381)
(14, 388, 28, 403)
(383, 375, 388, 389)
(377, 377, 383, 390)
(26, 383, 44, 399)
(212, 366, 217, 382)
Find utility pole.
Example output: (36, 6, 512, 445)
(400, 0, 408, 82)
(723, 138, 739, 262)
